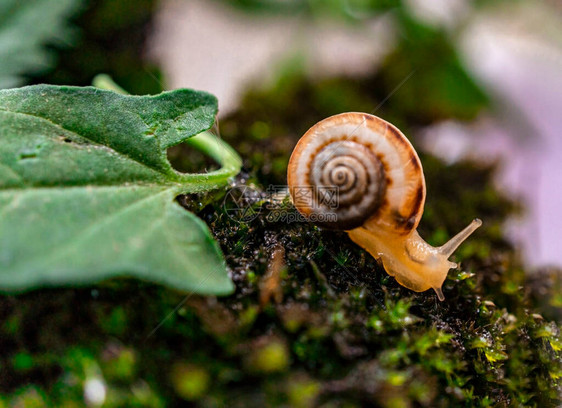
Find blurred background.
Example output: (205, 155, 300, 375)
(6, 0, 562, 268)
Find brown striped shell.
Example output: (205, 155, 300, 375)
(287, 112, 426, 233)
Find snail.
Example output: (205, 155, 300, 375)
(287, 112, 482, 301)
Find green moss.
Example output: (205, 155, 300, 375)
(246, 339, 290, 374)
(11, 353, 34, 372)
(286, 375, 321, 407)
(8, 386, 49, 408)
(170, 363, 210, 401)
(102, 346, 137, 382)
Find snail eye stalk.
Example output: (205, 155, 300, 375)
(439, 219, 483, 258)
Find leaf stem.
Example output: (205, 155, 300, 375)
(179, 132, 242, 187)
(92, 74, 129, 94)
(93, 74, 242, 191)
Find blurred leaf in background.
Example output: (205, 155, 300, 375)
(0, 0, 84, 88)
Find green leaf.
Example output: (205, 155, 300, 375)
(0, 0, 84, 88)
(0, 85, 241, 294)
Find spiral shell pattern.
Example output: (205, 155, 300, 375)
(288, 113, 426, 233)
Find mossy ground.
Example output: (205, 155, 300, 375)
(1, 69, 561, 407)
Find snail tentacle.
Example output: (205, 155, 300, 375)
(438, 218, 483, 257)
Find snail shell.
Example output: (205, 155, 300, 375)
(287, 112, 425, 232)
(287, 113, 481, 301)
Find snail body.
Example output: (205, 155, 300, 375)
(287, 113, 481, 301)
